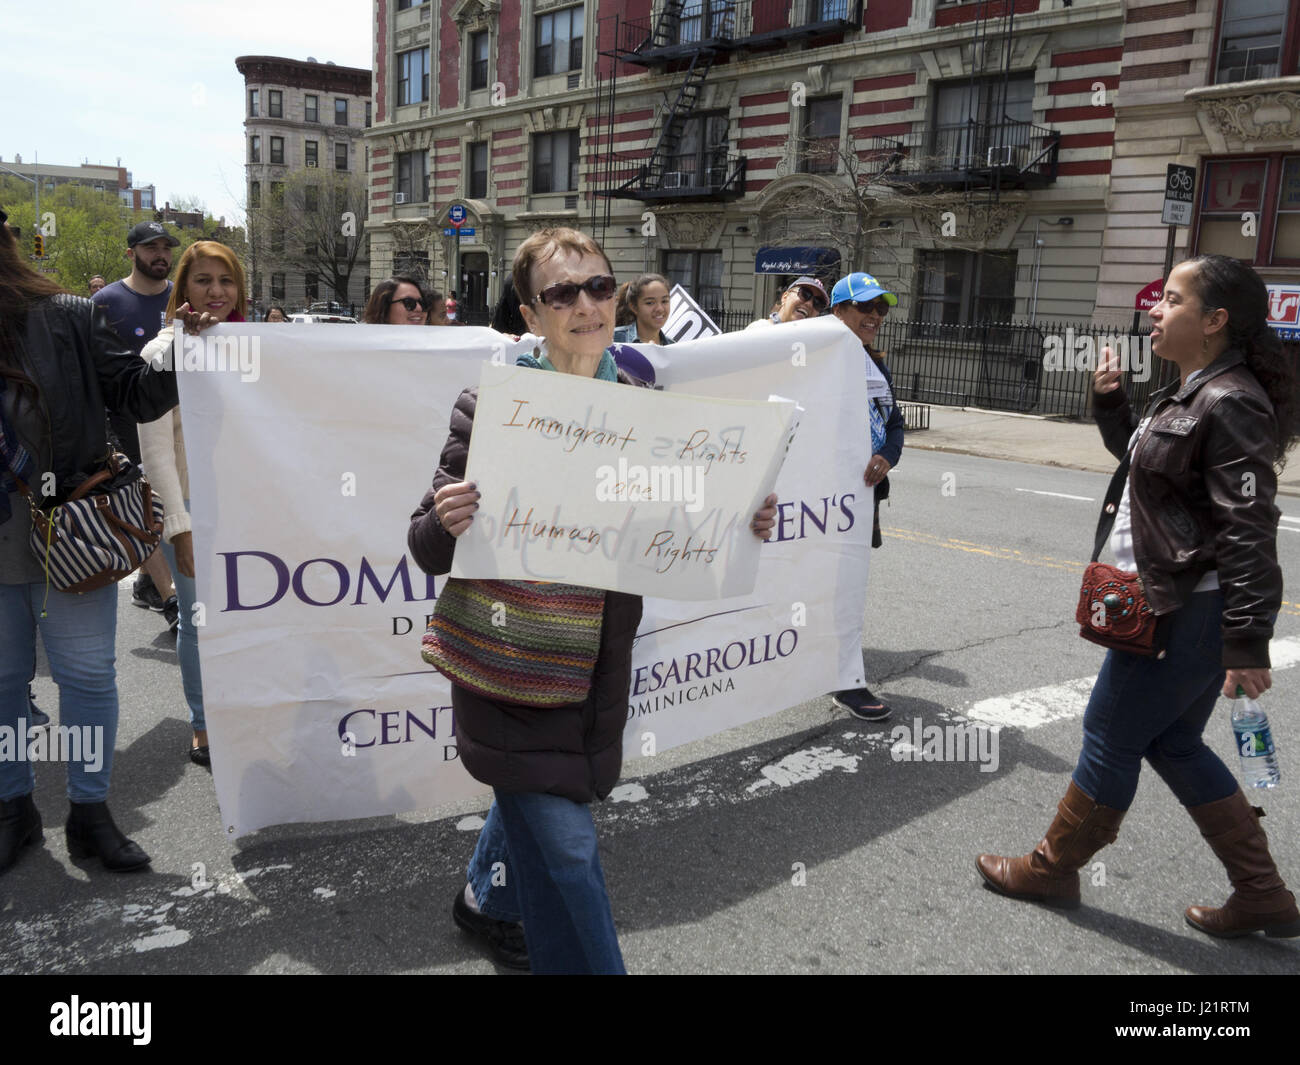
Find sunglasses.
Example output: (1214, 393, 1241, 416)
(531, 274, 618, 309)
(394, 296, 430, 312)
(792, 285, 829, 311)
(849, 297, 891, 317)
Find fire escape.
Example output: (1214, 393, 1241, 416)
(864, 0, 1061, 201)
(592, 1, 862, 236)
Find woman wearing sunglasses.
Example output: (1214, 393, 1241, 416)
(828, 272, 902, 722)
(747, 276, 830, 328)
(409, 227, 779, 973)
(362, 275, 433, 325)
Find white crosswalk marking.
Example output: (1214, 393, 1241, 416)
(965, 636, 1300, 729)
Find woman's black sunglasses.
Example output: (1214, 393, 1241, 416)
(394, 295, 430, 312)
(850, 297, 891, 317)
(531, 274, 618, 309)
(793, 285, 829, 310)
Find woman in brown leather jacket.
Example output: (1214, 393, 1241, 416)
(978, 255, 1300, 938)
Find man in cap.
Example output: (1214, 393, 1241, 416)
(93, 220, 182, 630)
(746, 275, 829, 328)
(828, 271, 903, 721)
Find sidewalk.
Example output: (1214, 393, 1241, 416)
(906, 405, 1300, 498)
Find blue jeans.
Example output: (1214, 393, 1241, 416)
(467, 794, 625, 974)
(1072, 591, 1239, 810)
(160, 500, 204, 732)
(0, 581, 120, 802)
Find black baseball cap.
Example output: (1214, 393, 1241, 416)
(127, 220, 180, 248)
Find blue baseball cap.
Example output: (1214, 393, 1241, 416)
(831, 272, 897, 308)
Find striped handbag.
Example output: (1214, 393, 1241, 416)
(26, 451, 164, 594)
(422, 578, 605, 707)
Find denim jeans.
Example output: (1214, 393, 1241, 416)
(0, 581, 119, 802)
(467, 794, 625, 974)
(1072, 591, 1239, 810)
(159, 505, 204, 731)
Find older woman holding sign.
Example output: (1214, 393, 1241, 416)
(409, 227, 778, 974)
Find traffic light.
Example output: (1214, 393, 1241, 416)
(33, 233, 44, 258)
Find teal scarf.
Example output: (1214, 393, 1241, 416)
(517, 348, 619, 381)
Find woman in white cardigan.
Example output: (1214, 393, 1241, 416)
(139, 241, 247, 766)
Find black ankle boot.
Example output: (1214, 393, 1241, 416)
(1, 793, 43, 875)
(65, 801, 150, 872)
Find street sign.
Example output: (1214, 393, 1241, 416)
(456, 227, 476, 237)
(1161, 163, 1195, 225)
(1134, 278, 1164, 312)
(448, 204, 467, 229)
(443, 228, 456, 236)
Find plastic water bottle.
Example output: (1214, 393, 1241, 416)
(1230, 689, 1280, 789)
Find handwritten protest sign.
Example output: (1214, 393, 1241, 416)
(451, 362, 797, 599)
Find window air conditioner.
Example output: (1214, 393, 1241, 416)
(662, 172, 687, 189)
(987, 145, 1014, 167)
(306, 160, 317, 167)
(395, 192, 409, 204)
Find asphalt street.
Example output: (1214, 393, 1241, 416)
(4, 448, 1299, 975)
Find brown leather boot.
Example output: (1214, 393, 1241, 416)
(1184, 789, 1300, 938)
(977, 780, 1124, 907)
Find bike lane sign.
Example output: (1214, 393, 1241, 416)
(1161, 164, 1196, 225)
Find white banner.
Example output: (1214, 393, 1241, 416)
(182, 317, 873, 836)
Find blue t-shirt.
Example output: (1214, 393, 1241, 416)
(92, 279, 172, 356)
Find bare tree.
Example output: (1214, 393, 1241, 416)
(248, 169, 368, 305)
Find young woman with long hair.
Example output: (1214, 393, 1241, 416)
(977, 255, 1300, 938)
(137, 241, 247, 768)
(612, 273, 674, 346)
(0, 209, 178, 874)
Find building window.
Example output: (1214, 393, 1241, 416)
(305, 273, 319, 302)
(249, 89, 259, 117)
(471, 31, 490, 90)
(806, 0, 852, 22)
(399, 48, 429, 104)
(271, 273, 285, 300)
(304, 185, 319, 212)
(398, 0, 416, 8)
(666, 112, 729, 188)
(249, 181, 261, 208)
(397, 150, 429, 202)
(251, 275, 262, 300)
(335, 98, 348, 125)
(800, 97, 841, 174)
(249, 135, 261, 163)
(1215, 0, 1288, 83)
(916, 250, 1017, 324)
(532, 130, 580, 193)
(1196, 155, 1300, 265)
(302, 140, 317, 168)
(677, 0, 734, 44)
(469, 142, 488, 198)
(335, 143, 348, 171)
(662, 250, 723, 311)
(365, 101, 372, 128)
(270, 181, 284, 207)
(931, 75, 1034, 168)
(268, 90, 283, 118)
(270, 136, 284, 165)
(535, 6, 584, 77)
(271, 224, 285, 254)
(305, 94, 318, 123)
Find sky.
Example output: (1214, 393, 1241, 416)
(3, 1, 372, 227)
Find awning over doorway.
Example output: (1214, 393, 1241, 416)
(755, 246, 841, 274)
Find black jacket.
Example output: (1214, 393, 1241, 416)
(1093, 349, 1281, 668)
(18, 294, 178, 502)
(408, 378, 644, 802)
